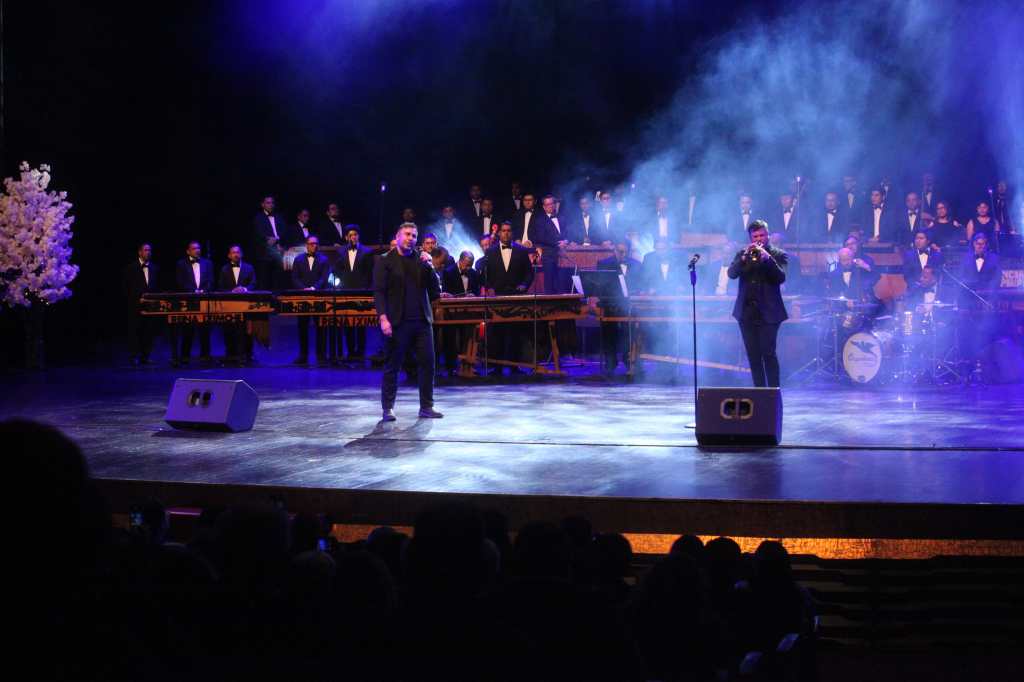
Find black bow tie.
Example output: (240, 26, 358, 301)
(783, 208, 792, 214)
(908, 210, 918, 215)
(189, 258, 199, 264)
(976, 255, 985, 260)
(919, 250, 928, 255)
(349, 246, 358, 251)
(141, 262, 149, 267)
(501, 244, 512, 250)
(827, 209, 837, 215)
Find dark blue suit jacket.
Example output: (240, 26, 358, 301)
(291, 253, 330, 289)
(218, 262, 257, 291)
(958, 250, 1001, 306)
(727, 246, 789, 324)
(175, 257, 214, 292)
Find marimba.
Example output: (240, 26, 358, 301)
(275, 289, 378, 326)
(434, 294, 585, 376)
(140, 292, 276, 347)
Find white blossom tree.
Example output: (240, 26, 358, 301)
(0, 162, 79, 307)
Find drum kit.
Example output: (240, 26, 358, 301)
(791, 295, 965, 386)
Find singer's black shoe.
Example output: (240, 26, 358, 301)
(418, 408, 443, 419)
(381, 408, 396, 422)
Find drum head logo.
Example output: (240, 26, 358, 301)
(844, 332, 881, 383)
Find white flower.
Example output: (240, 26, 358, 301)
(0, 162, 78, 308)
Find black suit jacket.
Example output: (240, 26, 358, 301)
(959, 251, 1001, 303)
(894, 210, 927, 243)
(646, 212, 681, 244)
(727, 247, 789, 324)
(812, 210, 846, 243)
(373, 249, 441, 325)
(771, 208, 800, 237)
(530, 212, 565, 260)
(317, 218, 348, 246)
(123, 260, 159, 304)
(468, 214, 499, 239)
(596, 210, 621, 243)
(332, 245, 374, 289)
(642, 251, 686, 294)
(597, 255, 644, 293)
(175, 258, 214, 292)
(252, 212, 286, 261)
(291, 253, 330, 289)
(442, 264, 482, 296)
(512, 209, 537, 243)
(863, 205, 897, 242)
(500, 195, 524, 220)
(838, 191, 864, 229)
(901, 248, 943, 284)
(485, 243, 534, 295)
(217, 262, 256, 291)
(284, 222, 314, 249)
(567, 212, 607, 245)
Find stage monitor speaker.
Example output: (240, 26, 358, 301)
(695, 387, 782, 447)
(164, 379, 259, 432)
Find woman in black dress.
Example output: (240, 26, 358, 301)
(929, 200, 964, 248)
(965, 200, 1001, 243)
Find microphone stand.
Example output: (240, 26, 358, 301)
(685, 255, 700, 429)
(940, 263, 994, 310)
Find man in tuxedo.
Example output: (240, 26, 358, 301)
(814, 192, 845, 243)
(568, 195, 606, 246)
(374, 222, 443, 420)
(725, 194, 755, 243)
(122, 242, 160, 365)
(597, 242, 643, 374)
(597, 191, 621, 243)
(500, 181, 524, 219)
(826, 247, 880, 308)
(894, 192, 925, 245)
(217, 245, 257, 365)
(472, 198, 500, 239)
(921, 173, 939, 216)
(512, 193, 537, 244)
(727, 220, 789, 387)
(173, 241, 214, 367)
(317, 202, 347, 247)
(865, 187, 895, 242)
(959, 232, 1001, 379)
(434, 205, 466, 249)
(438, 251, 481, 377)
(531, 194, 568, 294)
(475, 235, 492, 275)
(642, 238, 685, 294)
(648, 195, 679, 245)
(252, 195, 285, 290)
(286, 208, 314, 248)
(291, 235, 330, 366)
(838, 175, 863, 230)
(901, 229, 944, 286)
(484, 221, 535, 374)
(330, 226, 374, 363)
(772, 191, 799, 237)
(442, 251, 482, 296)
(460, 184, 484, 222)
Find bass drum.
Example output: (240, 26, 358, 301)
(843, 330, 895, 384)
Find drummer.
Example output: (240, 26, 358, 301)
(826, 246, 883, 329)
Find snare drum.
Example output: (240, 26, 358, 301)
(843, 330, 894, 383)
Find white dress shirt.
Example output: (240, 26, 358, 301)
(976, 256, 985, 272)
(873, 207, 883, 238)
(232, 264, 240, 285)
(522, 212, 533, 242)
(501, 245, 512, 271)
(348, 248, 357, 271)
(783, 209, 792, 230)
(660, 262, 669, 280)
(843, 271, 852, 286)
(140, 259, 149, 286)
(550, 215, 560, 234)
(658, 215, 668, 238)
(688, 196, 697, 225)
(192, 260, 201, 289)
(908, 212, 918, 230)
(267, 214, 279, 239)
(918, 251, 928, 269)
(481, 216, 492, 235)
(826, 212, 835, 232)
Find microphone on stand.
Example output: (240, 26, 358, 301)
(688, 253, 701, 270)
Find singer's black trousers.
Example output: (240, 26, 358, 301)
(738, 321, 781, 387)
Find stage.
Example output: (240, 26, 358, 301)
(4, 360, 1022, 557)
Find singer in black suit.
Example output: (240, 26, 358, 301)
(291, 235, 330, 365)
(218, 245, 257, 365)
(122, 243, 160, 365)
(172, 241, 214, 366)
(330, 226, 374, 362)
(484, 221, 534, 373)
(728, 220, 789, 388)
(374, 223, 442, 420)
